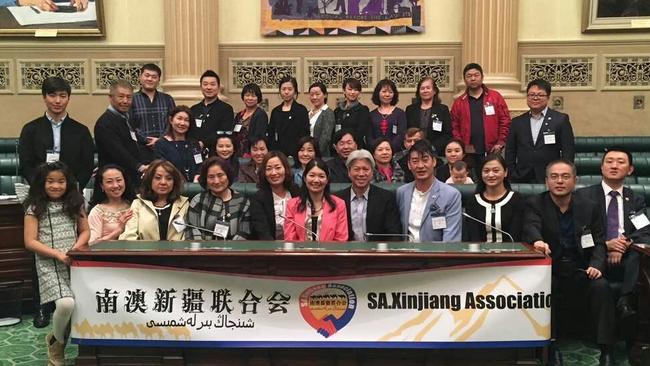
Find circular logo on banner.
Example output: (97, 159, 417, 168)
(299, 283, 357, 338)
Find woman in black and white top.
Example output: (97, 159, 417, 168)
(464, 153, 524, 242)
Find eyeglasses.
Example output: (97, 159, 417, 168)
(548, 173, 573, 181)
(527, 93, 548, 99)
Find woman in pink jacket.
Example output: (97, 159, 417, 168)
(284, 159, 348, 242)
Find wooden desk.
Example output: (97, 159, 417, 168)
(0, 200, 32, 311)
(69, 241, 548, 366)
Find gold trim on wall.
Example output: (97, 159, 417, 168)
(521, 55, 597, 91)
(17, 58, 89, 94)
(228, 57, 301, 93)
(303, 57, 377, 92)
(0, 59, 13, 94)
(91, 59, 163, 94)
(602, 54, 650, 90)
(380, 56, 454, 92)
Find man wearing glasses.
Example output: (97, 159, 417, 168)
(505, 79, 574, 183)
(524, 160, 616, 366)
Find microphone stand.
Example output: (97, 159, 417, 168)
(462, 212, 515, 244)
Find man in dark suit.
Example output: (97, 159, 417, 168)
(575, 147, 645, 329)
(326, 129, 357, 183)
(505, 79, 574, 183)
(524, 159, 616, 366)
(334, 149, 401, 241)
(19, 76, 95, 189)
(94, 79, 150, 184)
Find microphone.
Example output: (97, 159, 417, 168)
(462, 212, 514, 243)
(365, 232, 414, 242)
(278, 213, 318, 241)
(172, 218, 226, 240)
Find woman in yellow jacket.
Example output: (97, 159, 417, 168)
(119, 160, 189, 240)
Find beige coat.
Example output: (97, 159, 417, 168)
(119, 195, 189, 241)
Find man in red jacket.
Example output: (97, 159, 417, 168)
(451, 63, 511, 175)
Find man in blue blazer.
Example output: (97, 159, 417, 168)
(396, 140, 462, 242)
(505, 78, 574, 183)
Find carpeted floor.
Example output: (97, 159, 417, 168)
(0, 316, 634, 365)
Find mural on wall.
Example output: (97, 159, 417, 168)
(0, 0, 104, 37)
(261, 0, 424, 36)
(583, 0, 650, 32)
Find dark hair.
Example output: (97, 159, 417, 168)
(23, 161, 84, 220)
(475, 153, 511, 194)
(309, 82, 328, 104)
(451, 160, 468, 171)
(298, 158, 337, 213)
(41, 76, 71, 97)
(140, 63, 162, 77)
(415, 77, 441, 105)
(545, 159, 577, 177)
(140, 160, 185, 202)
(241, 83, 263, 104)
(445, 138, 466, 155)
(342, 78, 362, 92)
(295, 136, 321, 168)
(164, 105, 194, 141)
(526, 78, 552, 96)
(198, 156, 234, 190)
(332, 128, 357, 146)
(278, 76, 299, 95)
(371, 79, 399, 106)
(250, 136, 268, 151)
(89, 164, 136, 209)
(371, 137, 393, 156)
(213, 134, 240, 175)
(463, 63, 483, 76)
(200, 69, 220, 85)
(257, 151, 295, 191)
(603, 146, 634, 166)
(408, 139, 436, 160)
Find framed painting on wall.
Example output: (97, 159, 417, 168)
(261, 0, 424, 36)
(0, 0, 104, 37)
(583, 0, 650, 32)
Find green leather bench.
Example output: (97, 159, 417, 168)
(575, 136, 650, 153)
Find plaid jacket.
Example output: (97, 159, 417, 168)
(373, 160, 405, 183)
(131, 90, 176, 138)
(185, 189, 252, 240)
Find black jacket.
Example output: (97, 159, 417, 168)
(334, 184, 402, 241)
(189, 98, 235, 152)
(268, 102, 310, 159)
(576, 183, 650, 244)
(333, 102, 370, 149)
(523, 192, 607, 272)
(405, 102, 452, 156)
(326, 157, 350, 184)
(95, 109, 150, 183)
(505, 108, 574, 183)
(250, 185, 300, 240)
(19, 114, 94, 188)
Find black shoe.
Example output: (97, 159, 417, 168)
(548, 345, 563, 366)
(617, 296, 637, 319)
(32, 308, 50, 328)
(599, 349, 616, 366)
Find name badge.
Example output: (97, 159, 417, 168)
(193, 153, 203, 165)
(195, 119, 203, 128)
(129, 130, 138, 142)
(432, 216, 447, 230)
(335, 124, 342, 132)
(392, 124, 397, 135)
(543, 131, 556, 145)
(484, 104, 495, 116)
(46, 151, 60, 163)
(432, 120, 443, 132)
(581, 233, 595, 249)
(213, 220, 230, 239)
(233, 124, 242, 133)
(275, 132, 279, 141)
(631, 212, 650, 230)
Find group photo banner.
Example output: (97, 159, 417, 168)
(70, 258, 551, 348)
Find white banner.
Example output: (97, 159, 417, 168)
(70, 259, 551, 348)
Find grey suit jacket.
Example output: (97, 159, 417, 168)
(396, 179, 462, 242)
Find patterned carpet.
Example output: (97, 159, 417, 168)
(0, 316, 634, 365)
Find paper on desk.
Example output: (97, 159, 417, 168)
(7, 2, 96, 26)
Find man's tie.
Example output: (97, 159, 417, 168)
(607, 191, 619, 240)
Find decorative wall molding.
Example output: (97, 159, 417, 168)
(92, 59, 162, 93)
(0, 60, 12, 94)
(380, 57, 453, 92)
(304, 58, 376, 92)
(17, 59, 88, 94)
(521, 55, 596, 91)
(602, 55, 650, 90)
(229, 58, 300, 93)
